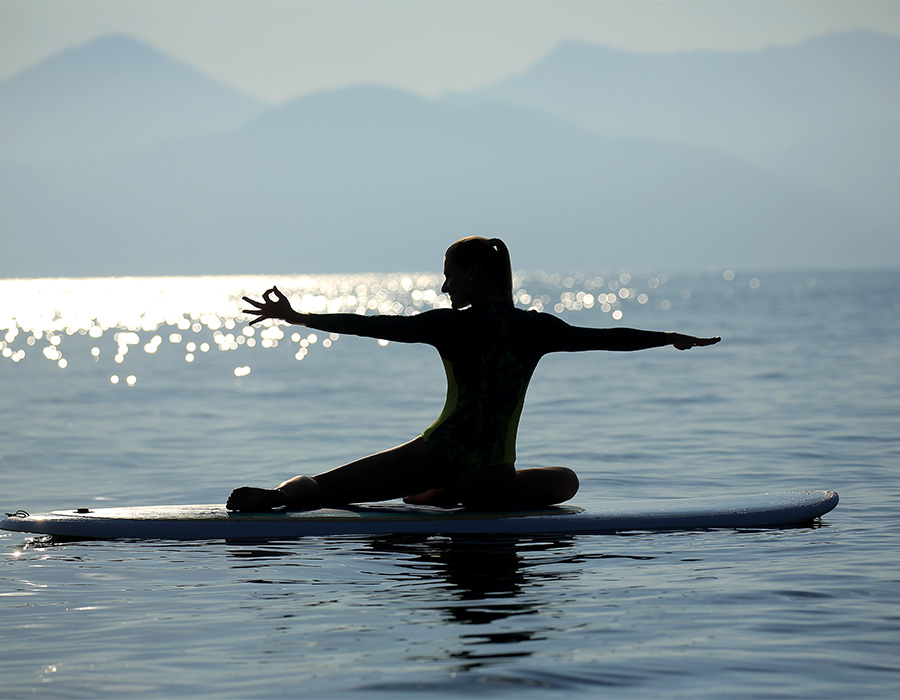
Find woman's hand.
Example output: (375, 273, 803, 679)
(669, 333, 721, 350)
(242, 286, 304, 326)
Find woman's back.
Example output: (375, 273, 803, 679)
(422, 303, 545, 478)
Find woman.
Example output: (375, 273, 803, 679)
(227, 237, 719, 511)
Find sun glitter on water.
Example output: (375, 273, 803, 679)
(0, 269, 717, 384)
(0, 274, 448, 382)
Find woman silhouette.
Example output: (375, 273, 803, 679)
(227, 237, 719, 511)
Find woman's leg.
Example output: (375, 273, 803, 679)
(226, 437, 437, 511)
(435, 465, 580, 510)
(301, 436, 435, 505)
(510, 467, 579, 507)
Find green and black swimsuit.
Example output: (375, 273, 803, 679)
(301, 303, 670, 486)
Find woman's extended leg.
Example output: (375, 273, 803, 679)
(226, 437, 437, 511)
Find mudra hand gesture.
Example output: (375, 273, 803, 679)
(242, 286, 304, 326)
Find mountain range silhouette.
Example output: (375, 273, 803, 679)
(1, 33, 897, 277)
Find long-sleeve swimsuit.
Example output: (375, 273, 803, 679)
(300, 303, 670, 487)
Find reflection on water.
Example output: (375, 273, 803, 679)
(221, 534, 657, 674)
(1, 269, 757, 383)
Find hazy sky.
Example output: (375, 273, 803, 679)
(3, 0, 900, 103)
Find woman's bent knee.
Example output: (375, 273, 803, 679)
(554, 467, 579, 502)
(515, 466, 579, 506)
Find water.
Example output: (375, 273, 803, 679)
(2, 268, 899, 697)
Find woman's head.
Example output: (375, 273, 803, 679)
(442, 236, 514, 308)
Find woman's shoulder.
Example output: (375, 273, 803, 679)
(436, 304, 565, 330)
(510, 306, 568, 328)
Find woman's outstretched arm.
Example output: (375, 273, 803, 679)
(242, 286, 448, 343)
(540, 313, 720, 352)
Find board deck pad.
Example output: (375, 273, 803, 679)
(1, 490, 838, 541)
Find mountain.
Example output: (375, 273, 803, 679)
(1, 84, 887, 277)
(0, 35, 266, 164)
(0, 33, 897, 278)
(467, 31, 900, 161)
(463, 31, 900, 236)
(764, 124, 900, 229)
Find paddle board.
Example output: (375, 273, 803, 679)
(1, 490, 838, 541)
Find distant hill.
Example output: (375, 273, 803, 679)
(0, 33, 897, 278)
(0, 35, 266, 164)
(468, 31, 900, 160)
(463, 31, 900, 234)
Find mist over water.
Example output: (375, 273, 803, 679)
(3, 32, 899, 278)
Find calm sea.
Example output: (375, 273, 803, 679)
(1, 268, 898, 698)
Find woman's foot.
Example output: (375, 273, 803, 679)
(403, 488, 461, 506)
(226, 486, 288, 511)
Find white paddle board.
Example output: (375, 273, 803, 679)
(1, 490, 838, 541)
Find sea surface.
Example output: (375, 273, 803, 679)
(1, 268, 898, 698)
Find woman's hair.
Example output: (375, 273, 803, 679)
(445, 236, 514, 306)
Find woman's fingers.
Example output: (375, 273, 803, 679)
(673, 335, 721, 350)
(242, 287, 291, 325)
(264, 286, 287, 302)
